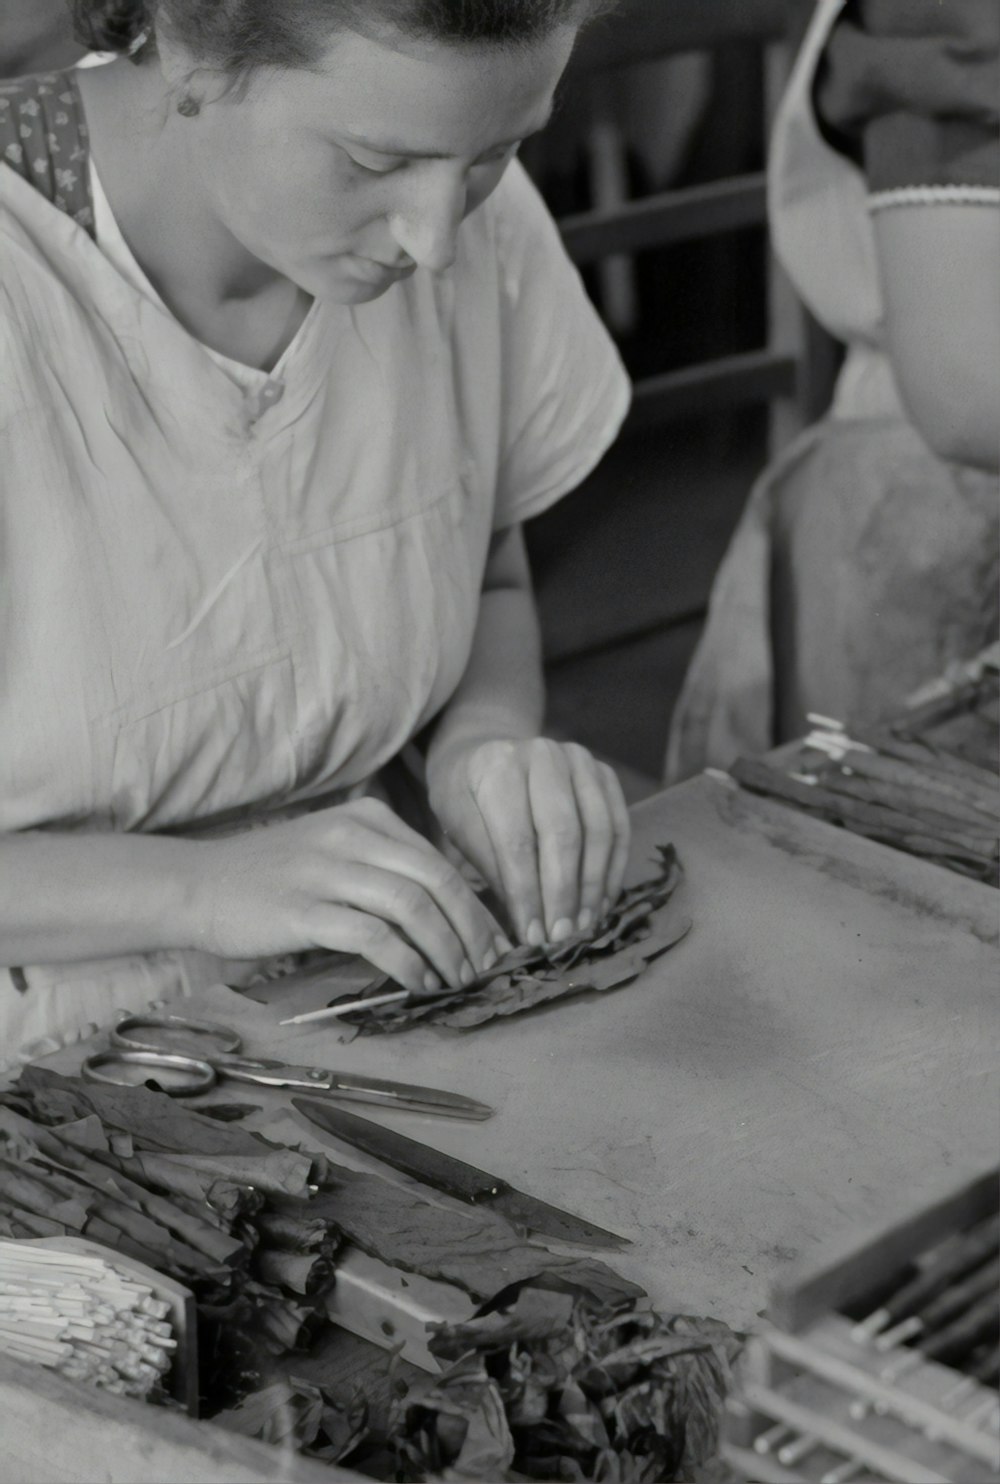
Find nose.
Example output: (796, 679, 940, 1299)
(388, 165, 467, 273)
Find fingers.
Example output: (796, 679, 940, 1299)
(466, 740, 631, 946)
(565, 746, 618, 927)
(532, 744, 629, 937)
(303, 903, 451, 995)
(599, 762, 631, 912)
(306, 799, 505, 989)
(466, 743, 545, 945)
(528, 742, 584, 941)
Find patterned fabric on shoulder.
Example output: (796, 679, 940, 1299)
(0, 69, 93, 233)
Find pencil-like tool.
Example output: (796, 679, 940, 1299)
(280, 949, 547, 1027)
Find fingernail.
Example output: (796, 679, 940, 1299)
(460, 959, 475, 986)
(577, 908, 593, 933)
(526, 919, 545, 947)
(550, 917, 574, 943)
(481, 946, 498, 973)
(495, 934, 514, 957)
(423, 971, 442, 992)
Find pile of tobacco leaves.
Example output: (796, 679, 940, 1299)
(1, 1010, 742, 1480)
(387, 1285, 742, 1483)
(333, 845, 691, 1034)
(0, 1068, 347, 1416)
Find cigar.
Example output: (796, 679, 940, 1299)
(972, 1342, 1000, 1386)
(852, 1215, 999, 1340)
(875, 1257, 1000, 1349)
(920, 1292, 999, 1365)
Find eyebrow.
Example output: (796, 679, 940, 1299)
(336, 106, 554, 161)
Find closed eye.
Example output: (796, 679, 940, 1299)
(345, 151, 405, 176)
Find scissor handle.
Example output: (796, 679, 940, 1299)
(82, 1048, 216, 1097)
(111, 1013, 242, 1056)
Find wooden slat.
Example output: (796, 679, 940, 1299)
(622, 350, 797, 435)
(0, 1353, 355, 1484)
(571, 0, 790, 73)
(560, 174, 766, 264)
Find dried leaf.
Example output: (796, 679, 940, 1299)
(394, 1358, 515, 1481)
(301, 1173, 642, 1310)
(346, 847, 688, 1035)
(391, 1293, 741, 1484)
(213, 1373, 367, 1462)
(11, 1070, 314, 1196)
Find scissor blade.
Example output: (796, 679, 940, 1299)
(292, 1097, 629, 1250)
(317, 1072, 493, 1120)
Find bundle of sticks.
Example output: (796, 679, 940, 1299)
(732, 715, 999, 885)
(0, 1240, 176, 1398)
(0, 1075, 344, 1406)
(740, 1205, 1000, 1482)
(850, 1212, 999, 1389)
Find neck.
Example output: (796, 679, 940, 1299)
(76, 59, 310, 368)
(77, 59, 286, 306)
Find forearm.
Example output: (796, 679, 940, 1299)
(876, 204, 1000, 472)
(0, 830, 206, 966)
(426, 524, 544, 783)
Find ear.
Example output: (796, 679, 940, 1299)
(152, 16, 219, 111)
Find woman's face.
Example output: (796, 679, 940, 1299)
(172, 24, 578, 303)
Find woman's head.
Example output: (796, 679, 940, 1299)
(73, 2, 606, 304)
(71, 1, 608, 72)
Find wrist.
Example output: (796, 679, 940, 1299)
(426, 725, 534, 806)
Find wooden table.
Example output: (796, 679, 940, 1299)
(243, 772, 998, 1327)
(5, 772, 997, 1480)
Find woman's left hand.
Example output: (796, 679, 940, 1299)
(427, 736, 630, 948)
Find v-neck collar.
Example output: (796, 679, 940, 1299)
(87, 152, 321, 393)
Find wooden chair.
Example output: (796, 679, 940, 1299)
(551, 0, 838, 452)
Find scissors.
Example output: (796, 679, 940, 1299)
(80, 1013, 492, 1120)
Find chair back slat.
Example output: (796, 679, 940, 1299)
(560, 174, 767, 265)
(572, 0, 789, 72)
(624, 352, 798, 438)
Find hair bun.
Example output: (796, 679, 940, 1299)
(70, 0, 152, 55)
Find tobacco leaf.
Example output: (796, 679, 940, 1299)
(391, 1289, 742, 1483)
(393, 1357, 515, 1481)
(340, 847, 687, 1035)
(10, 1069, 314, 1196)
(212, 1374, 368, 1463)
(199, 1102, 261, 1122)
(300, 1171, 643, 1311)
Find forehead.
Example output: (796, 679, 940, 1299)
(253, 25, 578, 155)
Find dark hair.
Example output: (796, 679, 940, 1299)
(70, 0, 610, 72)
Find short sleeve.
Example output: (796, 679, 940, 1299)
(815, 0, 999, 195)
(487, 161, 631, 529)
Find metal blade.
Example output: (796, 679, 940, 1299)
(321, 1072, 493, 1120)
(292, 1097, 629, 1250)
(490, 1187, 630, 1250)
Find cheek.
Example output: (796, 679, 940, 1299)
(200, 130, 361, 242)
(464, 160, 514, 219)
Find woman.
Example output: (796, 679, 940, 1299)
(0, 0, 632, 1066)
(666, 0, 999, 781)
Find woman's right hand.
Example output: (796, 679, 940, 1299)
(194, 797, 511, 994)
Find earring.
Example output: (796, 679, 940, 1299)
(176, 93, 201, 118)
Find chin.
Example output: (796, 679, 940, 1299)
(326, 278, 400, 305)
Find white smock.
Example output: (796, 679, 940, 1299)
(0, 151, 630, 1069)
